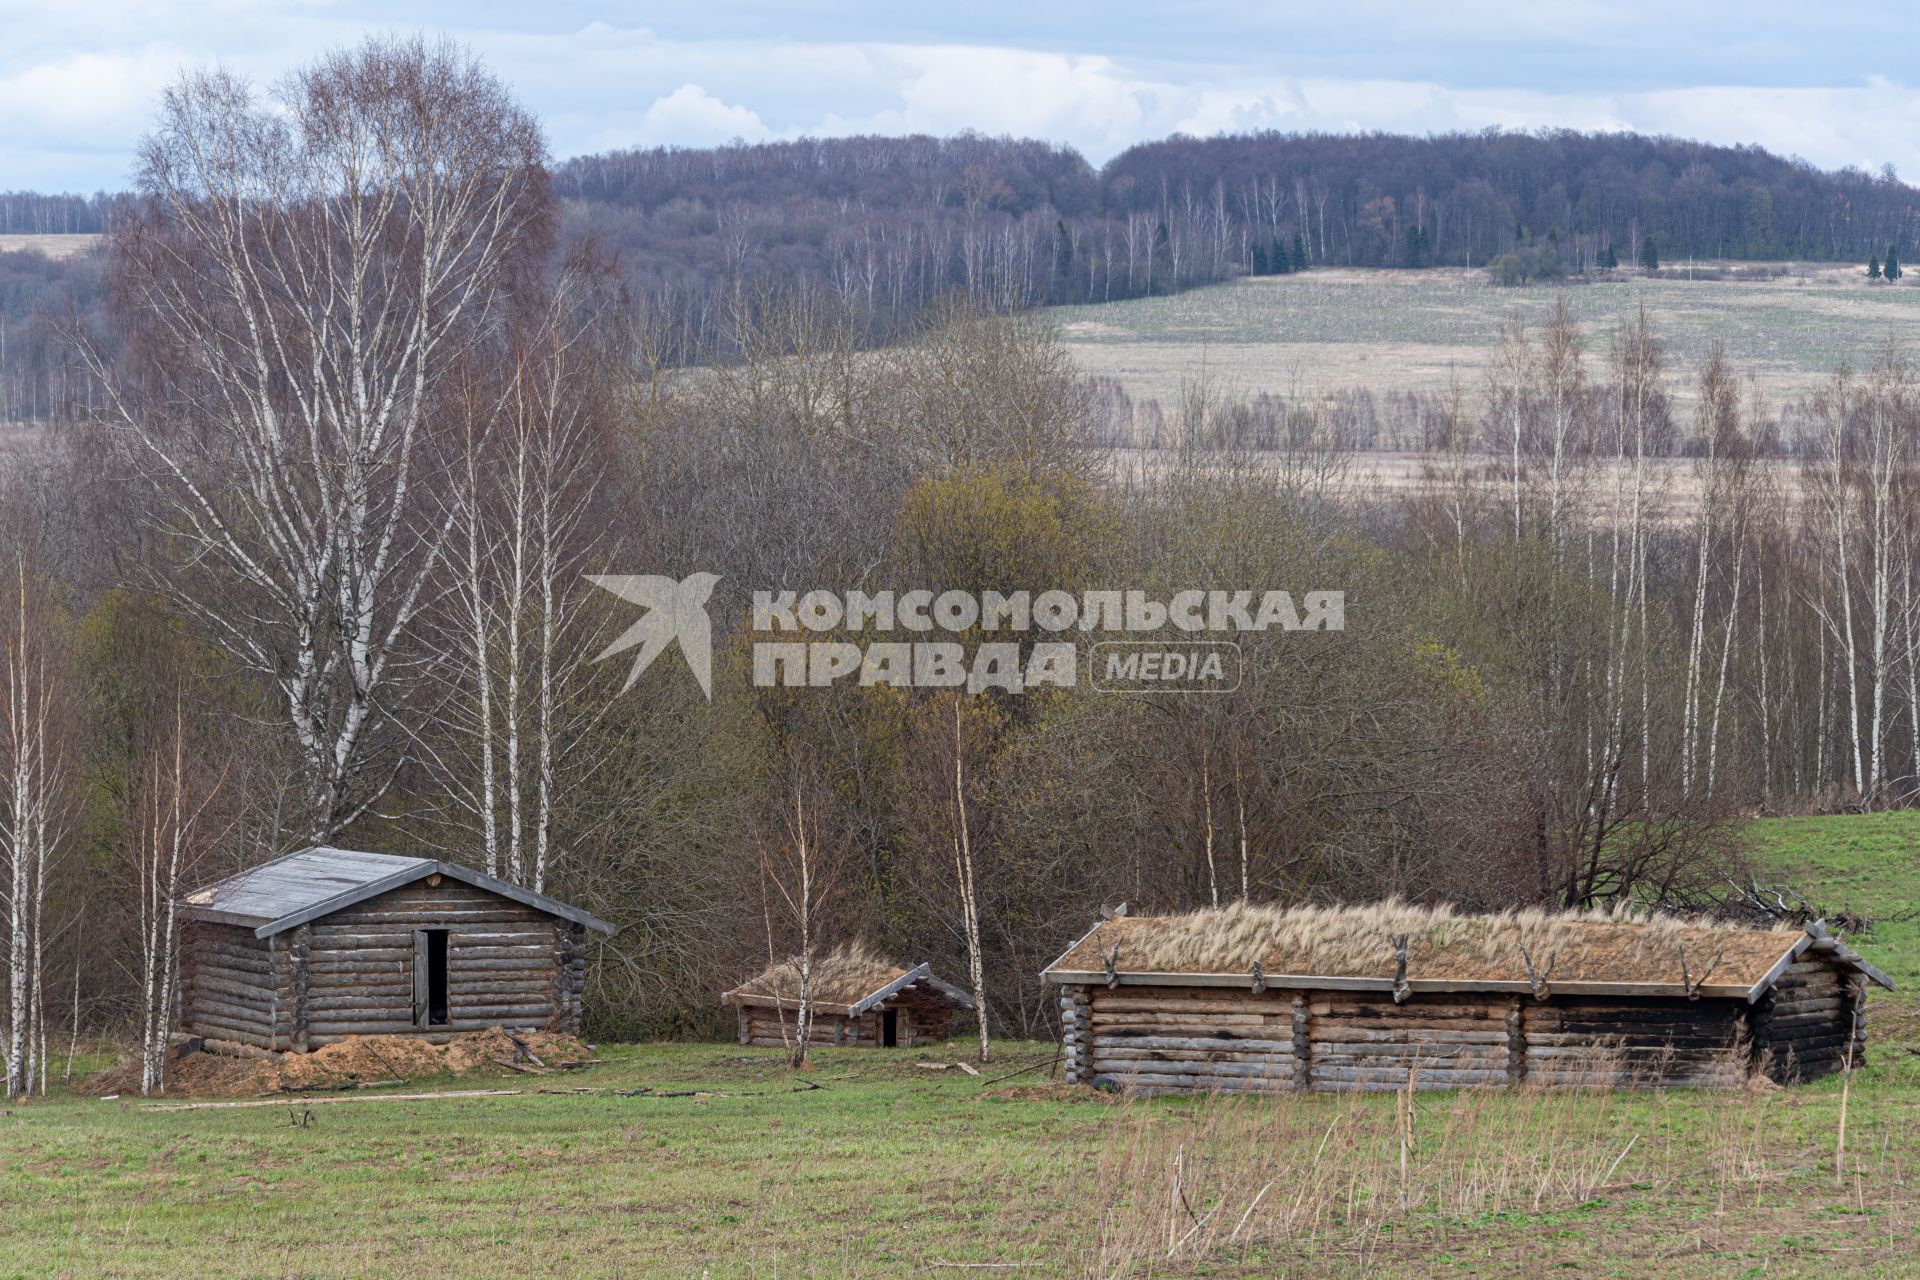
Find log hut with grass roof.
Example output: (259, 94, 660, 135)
(1043, 901, 1891, 1095)
(723, 945, 975, 1048)
(179, 847, 614, 1056)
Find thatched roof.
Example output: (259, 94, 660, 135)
(1043, 900, 1892, 1001)
(723, 943, 975, 1016)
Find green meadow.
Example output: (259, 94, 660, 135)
(4, 811, 1919, 1279)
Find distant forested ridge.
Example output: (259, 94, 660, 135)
(5, 128, 1919, 420)
(551, 129, 1920, 317)
(1100, 130, 1919, 269)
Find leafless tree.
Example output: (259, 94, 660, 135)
(81, 36, 552, 840)
(1, 549, 72, 1096)
(754, 752, 848, 1069)
(426, 258, 618, 889)
(131, 691, 230, 1095)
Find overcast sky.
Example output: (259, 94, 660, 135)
(7, 1, 1920, 192)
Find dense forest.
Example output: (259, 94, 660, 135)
(7, 125, 1920, 424)
(4, 43, 1920, 1091)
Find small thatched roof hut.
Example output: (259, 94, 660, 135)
(723, 944, 974, 1048)
(1043, 901, 1891, 1094)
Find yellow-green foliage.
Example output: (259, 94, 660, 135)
(892, 463, 1118, 600)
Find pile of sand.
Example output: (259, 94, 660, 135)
(83, 1028, 593, 1098)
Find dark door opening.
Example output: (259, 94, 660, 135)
(881, 1008, 899, 1047)
(415, 929, 450, 1027)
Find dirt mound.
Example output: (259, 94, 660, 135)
(82, 1028, 593, 1099)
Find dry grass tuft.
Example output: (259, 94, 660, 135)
(1061, 899, 1798, 989)
(1081, 1052, 1778, 1277)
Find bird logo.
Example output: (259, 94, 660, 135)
(585, 573, 721, 699)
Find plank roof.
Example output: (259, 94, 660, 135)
(1042, 901, 1891, 1002)
(182, 846, 614, 937)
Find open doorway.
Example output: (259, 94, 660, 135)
(881, 1008, 899, 1047)
(414, 929, 450, 1027)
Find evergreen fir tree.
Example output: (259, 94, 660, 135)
(1404, 225, 1430, 268)
(1869, 254, 1883, 280)
(1887, 245, 1902, 281)
(1251, 242, 1268, 275)
(1602, 243, 1618, 270)
(1292, 231, 1307, 270)
(1272, 236, 1289, 273)
(1640, 238, 1659, 272)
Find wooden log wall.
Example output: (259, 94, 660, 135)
(903, 1008, 954, 1045)
(734, 999, 957, 1049)
(180, 921, 292, 1050)
(551, 921, 586, 1036)
(279, 879, 561, 1048)
(1084, 987, 1299, 1093)
(1521, 996, 1747, 1088)
(1308, 993, 1512, 1092)
(1060, 984, 1090, 1083)
(1752, 959, 1865, 1083)
(737, 1007, 875, 1048)
(1073, 958, 1867, 1095)
(889, 989, 959, 1046)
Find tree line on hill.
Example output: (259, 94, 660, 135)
(6, 41, 1920, 1088)
(7, 120, 1920, 417)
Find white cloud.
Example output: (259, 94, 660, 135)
(635, 84, 770, 145)
(6, 14, 1920, 189)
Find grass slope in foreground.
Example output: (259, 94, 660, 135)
(0, 813, 1914, 1278)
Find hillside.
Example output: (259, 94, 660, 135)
(6, 128, 1917, 419)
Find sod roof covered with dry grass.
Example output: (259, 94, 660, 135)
(724, 943, 973, 1015)
(1043, 900, 1859, 996)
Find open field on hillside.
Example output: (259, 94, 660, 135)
(1056, 265, 1920, 414)
(1112, 447, 1812, 528)
(3, 813, 1918, 1279)
(0, 233, 100, 260)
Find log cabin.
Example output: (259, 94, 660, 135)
(1043, 901, 1891, 1094)
(723, 944, 974, 1048)
(179, 847, 613, 1055)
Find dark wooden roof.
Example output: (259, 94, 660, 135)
(182, 846, 614, 937)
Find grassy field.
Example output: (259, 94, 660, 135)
(0, 234, 100, 261)
(1055, 265, 1920, 414)
(5, 813, 1920, 1279)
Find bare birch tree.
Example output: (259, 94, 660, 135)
(131, 692, 230, 1095)
(82, 37, 552, 840)
(754, 753, 847, 1070)
(427, 261, 617, 889)
(0, 551, 70, 1097)
(947, 696, 991, 1065)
